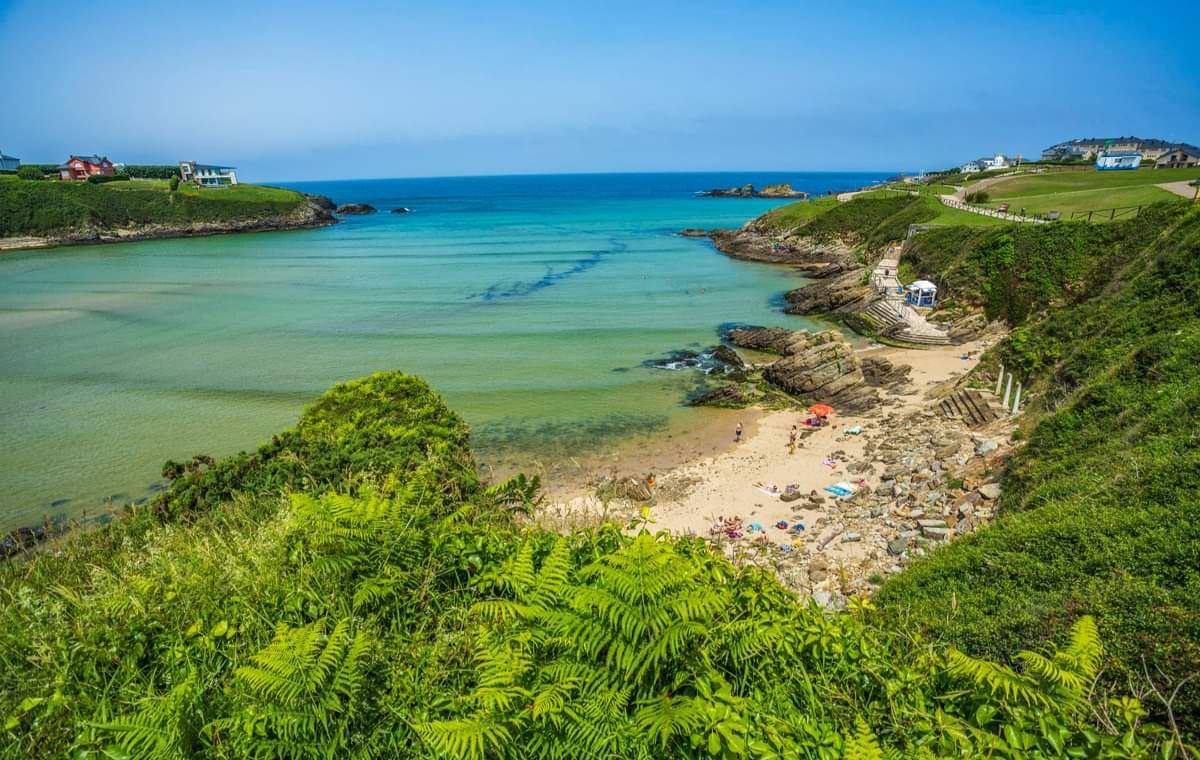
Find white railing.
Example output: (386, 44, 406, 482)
(938, 196, 1048, 223)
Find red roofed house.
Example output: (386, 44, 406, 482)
(58, 155, 115, 180)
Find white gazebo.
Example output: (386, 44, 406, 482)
(905, 280, 937, 307)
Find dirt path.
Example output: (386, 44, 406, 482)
(1157, 180, 1198, 200)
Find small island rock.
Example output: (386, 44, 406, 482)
(336, 203, 377, 215)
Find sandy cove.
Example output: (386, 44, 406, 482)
(542, 335, 1013, 603)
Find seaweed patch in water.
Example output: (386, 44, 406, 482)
(470, 241, 626, 301)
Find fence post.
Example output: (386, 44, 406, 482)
(1012, 382, 1022, 415)
(1003, 374, 1013, 409)
(995, 365, 1005, 395)
(1110, 208, 1116, 220)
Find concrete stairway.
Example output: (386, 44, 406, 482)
(865, 297, 950, 346)
(939, 389, 1003, 427)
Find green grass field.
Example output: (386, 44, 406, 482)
(986, 184, 1182, 218)
(984, 166, 1200, 198)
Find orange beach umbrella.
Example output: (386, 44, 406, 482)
(808, 404, 835, 417)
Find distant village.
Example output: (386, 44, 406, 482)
(0, 152, 239, 186)
(956, 136, 1199, 175)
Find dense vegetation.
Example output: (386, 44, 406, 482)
(0, 176, 308, 237)
(879, 203, 1200, 732)
(1, 373, 1185, 758)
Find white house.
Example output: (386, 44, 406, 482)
(178, 161, 239, 187)
(0, 151, 20, 172)
(1095, 151, 1142, 171)
(960, 160, 985, 174)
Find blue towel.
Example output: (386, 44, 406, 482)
(823, 485, 852, 497)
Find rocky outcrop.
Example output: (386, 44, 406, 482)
(336, 203, 377, 215)
(706, 228, 859, 267)
(687, 385, 747, 407)
(391, 207, 412, 214)
(725, 326, 794, 354)
(760, 331, 880, 413)
(699, 183, 808, 199)
(304, 193, 336, 211)
(860, 356, 912, 388)
(782, 269, 874, 315)
(723, 328, 882, 413)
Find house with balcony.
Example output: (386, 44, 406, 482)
(58, 155, 115, 180)
(178, 161, 239, 187)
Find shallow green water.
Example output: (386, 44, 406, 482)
(0, 172, 889, 528)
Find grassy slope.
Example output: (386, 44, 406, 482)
(0, 176, 309, 237)
(985, 166, 1200, 197)
(878, 204, 1200, 726)
(759, 193, 1007, 255)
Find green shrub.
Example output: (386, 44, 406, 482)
(965, 190, 990, 203)
(168, 175, 180, 191)
(15, 166, 42, 181)
(85, 173, 130, 184)
(122, 164, 183, 180)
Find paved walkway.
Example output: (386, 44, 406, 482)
(938, 195, 1048, 223)
(1157, 180, 1199, 200)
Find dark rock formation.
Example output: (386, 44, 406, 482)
(860, 356, 913, 388)
(725, 326, 795, 354)
(303, 193, 336, 211)
(678, 228, 709, 237)
(699, 183, 808, 199)
(336, 203, 377, 215)
(760, 330, 880, 413)
(687, 385, 747, 407)
(783, 270, 874, 315)
(391, 207, 412, 214)
(711, 344, 746, 369)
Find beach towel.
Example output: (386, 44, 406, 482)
(775, 520, 789, 530)
(756, 486, 780, 497)
(748, 521, 763, 532)
(843, 425, 862, 435)
(821, 457, 837, 468)
(823, 481, 858, 498)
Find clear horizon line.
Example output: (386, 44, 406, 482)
(265, 168, 909, 184)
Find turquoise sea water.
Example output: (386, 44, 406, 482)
(0, 172, 890, 529)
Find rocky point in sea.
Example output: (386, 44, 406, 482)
(336, 203, 377, 215)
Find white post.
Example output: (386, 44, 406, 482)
(1011, 382, 1022, 415)
(995, 365, 1005, 395)
(1003, 374, 1013, 409)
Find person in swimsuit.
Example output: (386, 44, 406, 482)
(788, 425, 798, 454)
(735, 421, 743, 443)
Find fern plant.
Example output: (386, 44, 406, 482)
(205, 619, 372, 759)
(94, 676, 199, 760)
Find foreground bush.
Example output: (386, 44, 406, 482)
(0, 372, 1186, 758)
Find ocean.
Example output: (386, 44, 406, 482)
(0, 171, 891, 529)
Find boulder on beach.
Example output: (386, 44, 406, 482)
(336, 203, 377, 215)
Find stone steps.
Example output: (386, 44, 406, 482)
(939, 389, 1002, 427)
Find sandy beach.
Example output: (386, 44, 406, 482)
(542, 335, 1006, 582)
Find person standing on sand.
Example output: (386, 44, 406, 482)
(788, 425, 798, 454)
(735, 422, 743, 443)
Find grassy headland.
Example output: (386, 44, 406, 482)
(0, 176, 327, 245)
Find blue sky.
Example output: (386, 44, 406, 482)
(1, 0, 1196, 181)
